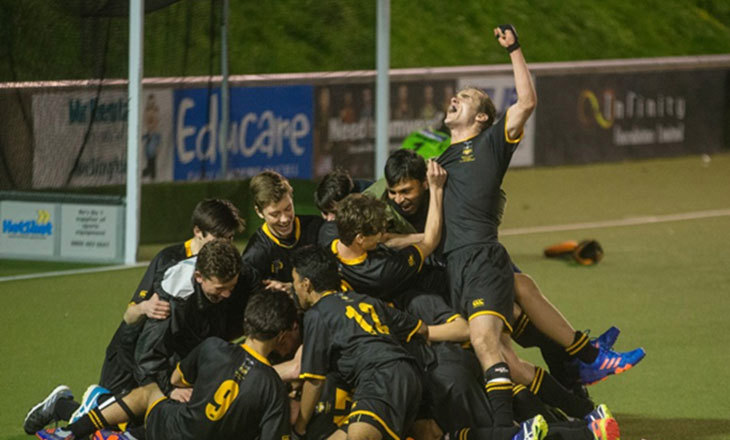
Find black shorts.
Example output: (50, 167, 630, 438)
(99, 322, 142, 395)
(307, 373, 353, 440)
(145, 397, 184, 440)
(446, 243, 514, 332)
(345, 360, 422, 440)
(425, 346, 494, 431)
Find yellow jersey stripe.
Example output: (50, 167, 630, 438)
(348, 410, 400, 440)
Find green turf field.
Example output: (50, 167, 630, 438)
(2, 153, 729, 440)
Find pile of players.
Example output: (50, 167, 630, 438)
(25, 25, 644, 440)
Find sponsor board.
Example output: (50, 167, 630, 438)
(313, 80, 455, 179)
(534, 70, 727, 165)
(31, 89, 173, 188)
(0, 201, 56, 256)
(173, 85, 313, 180)
(59, 204, 122, 259)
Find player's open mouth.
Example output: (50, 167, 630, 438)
(448, 105, 457, 113)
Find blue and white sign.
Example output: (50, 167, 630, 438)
(174, 85, 313, 180)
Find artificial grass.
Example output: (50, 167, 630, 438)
(2, 153, 729, 439)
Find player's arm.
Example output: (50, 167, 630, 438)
(382, 232, 424, 250)
(494, 24, 537, 142)
(413, 160, 446, 258)
(294, 378, 324, 436)
(123, 292, 170, 324)
(426, 315, 470, 343)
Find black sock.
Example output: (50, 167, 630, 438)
(544, 423, 594, 440)
(530, 367, 594, 418)
(566, 331, 599, 364)
(512, 384, 559, 423)
(484, 362, 514, 427)
(52, 398, 80, 422)
(511, 313, 579, 387)
(68, 407, 109, 437)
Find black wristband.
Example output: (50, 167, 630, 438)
(497, 24, 520, 53)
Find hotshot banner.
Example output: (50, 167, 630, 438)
(32, 89, 173, 188)
(534, 70, 727, 165)
(173, 85, 313, 180)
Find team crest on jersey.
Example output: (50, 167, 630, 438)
(139, 290, 147, 298)
(460, 141, 475, 163)
(472, 298, 485, 308)
(270, 259, 284, 274)
(408, 255, 415, 267)
(234, 358, 255, 382)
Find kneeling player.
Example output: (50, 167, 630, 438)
(291, 246, 426, 440)
(36, 290, 298, 440)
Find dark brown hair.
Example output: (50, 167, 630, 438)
(335, 193, 388, 246)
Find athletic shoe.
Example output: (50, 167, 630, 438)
(589, 417, 620, 440)
(93, 429, 138, 440)
(69, 384, 111, 424)
(579, 347, 646, 385)
(23, 385, 74, 434)
(584, 403, 613, 422)
(512, 414, 548, 440)
(35, 427, 74, 440)
(592, 327, 620, 350)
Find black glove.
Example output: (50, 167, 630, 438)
(496, 24, 520, 53)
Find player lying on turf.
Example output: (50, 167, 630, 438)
(35, 290, 298, 440)
(23, 200, 247, 436)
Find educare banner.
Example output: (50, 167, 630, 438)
(173, 85, 314, 180)
(534, 69, 727, 165)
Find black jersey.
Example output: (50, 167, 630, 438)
(158, 338, 289, 440)
(436, 116, 520, 254)
(99, 240, 193, 393)
(300, 290, 422, 388)
(326, 239, 424, 302)
(134, 257, 258, 394)
(242, 215, 324, 282)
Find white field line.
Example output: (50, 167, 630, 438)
(0, 262, 148, 283)
(2, 208, 730, 283)
(500, 208, 730, 236)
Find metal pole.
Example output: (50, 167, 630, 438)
(375, 0, 390, 180)
(125, 0, 143, 264)
(220, 0, 229, 179)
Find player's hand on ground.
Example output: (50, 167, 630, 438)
(493, 25, 517, 49)
(426, 159, 447, 189)
(263, 279, 293, 294)
(170, 387, 193, 402)
(141, 293, 170, 320)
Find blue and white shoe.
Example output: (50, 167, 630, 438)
(69, 385, 111, 424)
(35, 427, 74, 440)
(512, 414, 548, 440)
(591, 327, 620, 350)
(584, 403, 613, 422)
(579, 347, 646, 385)
(23, 385, 73, 434)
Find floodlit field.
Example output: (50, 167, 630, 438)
(2, 153, 729, 440)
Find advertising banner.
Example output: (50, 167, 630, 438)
(173, 85, 313, 180)
(59, 204, 122, 260)
(313, 80, 455, 179)
(32, 89, 173, 188)
(534, 70, 727, 165)
(0, 201, 56, 257)
(456, 76, 536, 167)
